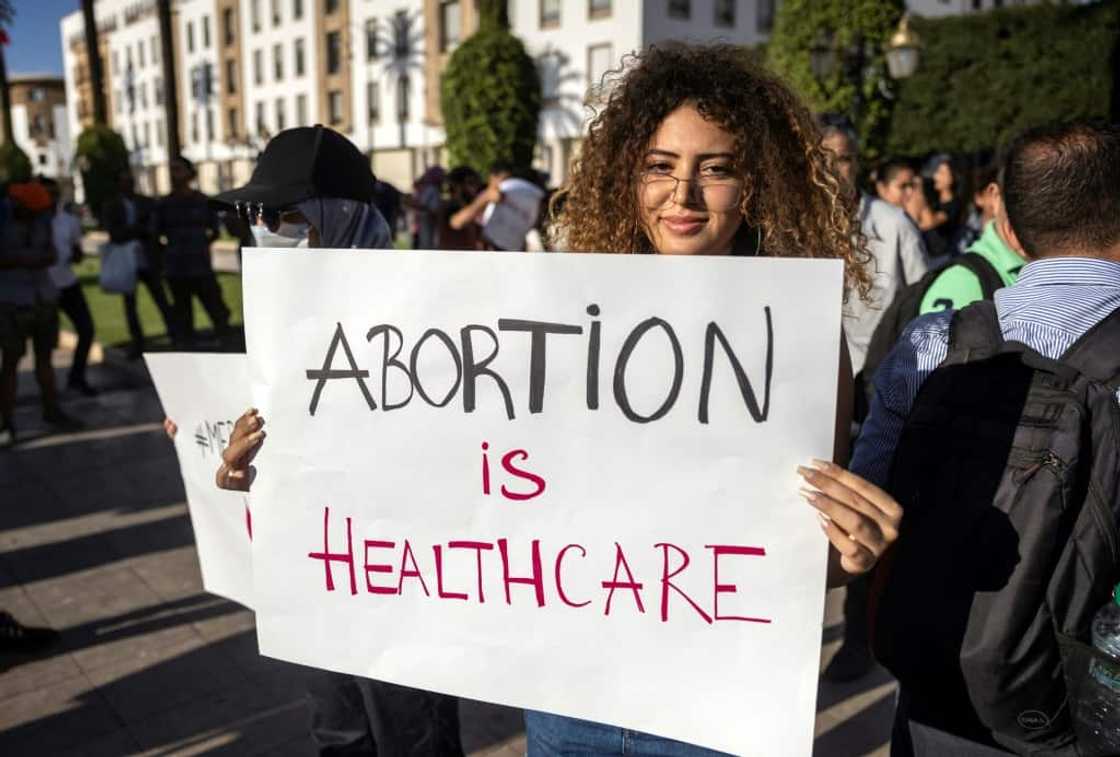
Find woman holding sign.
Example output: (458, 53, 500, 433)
(217, 45, 902, 755)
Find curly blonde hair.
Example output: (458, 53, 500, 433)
(551, 43, 870, 297)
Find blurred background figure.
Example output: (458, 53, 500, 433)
(373, 179, 403, 245)
(411, 166, 445, 249)
(102, 169, 176, 358)
(44, 178, 97, 396)
(449, 161, 544, 252)
(154, 157, 230, 349)
(438, 166, 483, 250)
(875, 158, 918, 212)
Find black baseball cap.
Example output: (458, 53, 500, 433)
(215, 125, 377, 209)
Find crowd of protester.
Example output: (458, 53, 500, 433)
(2, 37, 1118, 757)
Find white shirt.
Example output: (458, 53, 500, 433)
(482, 177, 544, 252)
(843, 194, 930, 375)
(49, 207, 84, 289)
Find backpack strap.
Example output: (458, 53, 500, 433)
(955, 253, 1005, 300)
(1057, 306, 1120, 387)
(946, 299, 1004, 364)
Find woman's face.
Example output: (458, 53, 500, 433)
(933, 162, 953, 193)
(638, 104, 744, 255)
(877, 168, 916, 209)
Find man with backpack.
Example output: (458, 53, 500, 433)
(854, 121, 1120, 755)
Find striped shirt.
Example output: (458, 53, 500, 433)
(850, 257, 1120, 488)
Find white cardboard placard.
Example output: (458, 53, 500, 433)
(243, 249, 842, 755)
(146, 353, 255, 609)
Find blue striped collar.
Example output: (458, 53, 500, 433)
(1014, 257, 1120, 288)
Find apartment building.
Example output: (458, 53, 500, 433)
(5, 74, 73, 182)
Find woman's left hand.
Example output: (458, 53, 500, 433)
(797, 459, 902, 583)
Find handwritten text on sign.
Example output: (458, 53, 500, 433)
(244, 250, 842, 756)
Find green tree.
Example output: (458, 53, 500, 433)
(75, 124, 129, 221)
(440, 0, 541, 174)
(767, 0, 905, 160)
(885, 2, 1120, 157)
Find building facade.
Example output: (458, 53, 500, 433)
(6, 74, 73, 182)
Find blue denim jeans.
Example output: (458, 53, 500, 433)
(525, 711, 731, 756)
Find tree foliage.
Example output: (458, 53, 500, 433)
(75, 125, 129, 222)
(885, 1, 1120, 157)
(440, 6, 541, 174)
(0, 141, 30, 183)
(767, 0, 905, 160)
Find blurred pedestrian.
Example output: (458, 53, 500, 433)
(450, 160, 544, 251)
(0, 177, 81, 446)
(373, 179, 403, 244)
(102, 169, 176, 358)
(412, 166, 445, 249)
(155, 157, 230, 348)
(875, 158, 919, 210)
(44, 178, 97, 396)
(437, 166, 483, 250)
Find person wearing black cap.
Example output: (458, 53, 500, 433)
(206, 125, 462, 756)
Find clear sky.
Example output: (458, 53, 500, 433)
(4, 0, 76, 77)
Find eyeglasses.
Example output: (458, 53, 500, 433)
(233, 201, 302, 230)
(639, 172, 742, 212)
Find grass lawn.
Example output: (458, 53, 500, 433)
(63, 257, 244, 348)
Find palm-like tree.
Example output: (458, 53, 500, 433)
(80, 0, 107, 124)
(0, 0, 15, 144)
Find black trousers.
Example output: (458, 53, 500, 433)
(308, 671, 464, 757)
(168, 273, 230, 344)
(57, 283, 94, 386)
(123, 268, 176, 349)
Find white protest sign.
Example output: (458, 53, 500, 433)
(244, 249, 842, 755)
(145, 353, 255, 609)
(481, 177, 544, 251)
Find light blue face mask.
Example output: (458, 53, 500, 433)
(250, 221, 310, 248)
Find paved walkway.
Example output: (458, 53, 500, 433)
(0, 346, 895, 756)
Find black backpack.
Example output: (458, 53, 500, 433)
(857, 253, 1005, 421)
(870, 301, 1120, 754)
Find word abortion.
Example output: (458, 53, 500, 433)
(305, 305, 774, 423)
(308, 507, 771, 625)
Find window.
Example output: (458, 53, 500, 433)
(156, 118, 164, 146)
(393, 11, 409, 57)
(271, 0, 281, 26)
(256, 101, 266, 136)
(228, 107, 239, 138)
(275, 98, 285, 131)
(130, 125, 139, 151)
(206, 108, 214, 141)
(224, 8, 236, 45)
(668, 0, 690, 20)
(328, 90, 343, 125)
(38, 154, 47, 166)
(203, 16, 211, 48)
(273, 43, 284, 80)
(587, 43, 613, 89)
(138, 41, 146, 67)
(396, 76, 410, 121)
(293, 0, 303, 20)
(714, 0, 734, 27)
(326, 0, 339, 14)
(365, 18, 379, 60)
(143, 121, 150, 147)
(140, 82, 148, 109)
(155, 78, 164, 105)
(187, 21, 195, 52)
(251, 0, 261, 32)
(538, 52, 560, 106)
(367, 80, 380, 123)
(112, 51, 120, 74)
(296, 93, 308, 126)
(226, 60, 238, 94)
(540, 0, 560, 27)
(440, 1, 460, 52)
(151, 37, 160, 65)
(191, 111, 199, 143)
(115, 91, 123, 114)
(253, 49, 263, 85)
(326, 31, 342, 75)
(29, 87, 46, 103)
(295, 38, 306, 76)
(756, 0, 774, 33)
(589, 0, 611, 20)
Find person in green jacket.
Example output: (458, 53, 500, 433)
(918, 169, 1027, 314)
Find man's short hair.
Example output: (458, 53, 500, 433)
(1003, 121, 1120, 258)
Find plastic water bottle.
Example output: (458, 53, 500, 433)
(1085, 584, 1120, 749)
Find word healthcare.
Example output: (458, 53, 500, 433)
(309, 506, 771, 625)
(305, 305, 774, 423)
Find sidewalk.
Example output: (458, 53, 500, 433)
(0, 344, 894, 756)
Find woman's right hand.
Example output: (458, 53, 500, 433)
(216, 408, 266, 492)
